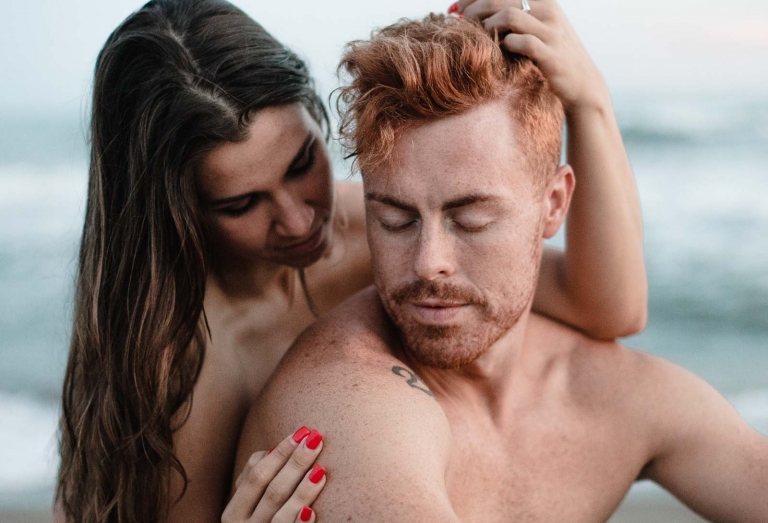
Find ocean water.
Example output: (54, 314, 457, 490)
(0, 94, 766, 510)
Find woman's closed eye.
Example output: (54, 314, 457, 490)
(217, 140, 318, 217)
(285, 140, 317, 179)
(220, 194, 264, 217)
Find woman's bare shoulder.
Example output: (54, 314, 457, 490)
(304, 181, 372, 311)
(167, 342, 249, 522)
(335, 180, 366, 232)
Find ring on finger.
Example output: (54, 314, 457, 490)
(521, 0, 531, 13)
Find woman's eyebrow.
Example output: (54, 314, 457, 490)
(209, 132, 314, 206)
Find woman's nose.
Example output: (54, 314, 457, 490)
(273, 190, 315, 238)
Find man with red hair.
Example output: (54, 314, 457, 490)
(235, 9, 768, 523)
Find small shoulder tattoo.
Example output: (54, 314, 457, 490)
(391, 366, 435, 399)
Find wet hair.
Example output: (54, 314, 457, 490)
(337, 14, 563, 185)
(57, 1, 326, 522)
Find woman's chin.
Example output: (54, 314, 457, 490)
(275, 235, 330, 269)
(282, 248, 326, 269)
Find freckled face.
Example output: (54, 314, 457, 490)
(365, 101, 546, 369)
(196, 104, 334, 268)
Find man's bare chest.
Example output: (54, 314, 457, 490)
(443, 409, 647, 523)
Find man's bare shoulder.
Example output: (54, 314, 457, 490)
(263, 286, 446, 418)
(569, 328, 708, 407)
(276, 286, 399, 376)
(529, 314, 695, 415)
(236, 287, 456, 519)
(238, 286, 450, 461)
(539, 314, 737, 452)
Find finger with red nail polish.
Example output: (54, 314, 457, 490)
(224, 425, 322, 523)
(297, 506, 314, 523)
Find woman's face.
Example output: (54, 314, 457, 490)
(197, 103, 334, 269)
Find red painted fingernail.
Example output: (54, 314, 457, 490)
(300, 506, 313, 522)
(448, 2, 459, 14)
(305, 429, 323, 450)
(309, 464, 326, 484)
(292, 426, 311, 443)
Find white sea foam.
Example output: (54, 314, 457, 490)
(0, 393, 58, 494)
(0, 163, 87, 246)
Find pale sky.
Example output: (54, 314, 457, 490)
(1, 0, 767, 115)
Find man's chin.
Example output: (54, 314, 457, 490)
(396, 322, 495, 370)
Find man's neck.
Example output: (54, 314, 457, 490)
(408, 307, 537, 421)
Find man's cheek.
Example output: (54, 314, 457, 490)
(372, 236, 408, 265)
(370, 242, 400, 285)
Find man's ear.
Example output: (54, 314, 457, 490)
(542, 164, 575, 239)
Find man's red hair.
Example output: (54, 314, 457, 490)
(337, 14, 564, 184)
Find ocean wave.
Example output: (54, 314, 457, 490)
(615, 95, 768, 147)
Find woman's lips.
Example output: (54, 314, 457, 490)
(275, 227, 324, 258)
(406, 301, 470, 324)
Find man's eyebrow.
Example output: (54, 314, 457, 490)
(364, 192, 417, 212)
(441, 193, 498, 211)
(209, 132, 314, 206)
(365, 191, 498, 211)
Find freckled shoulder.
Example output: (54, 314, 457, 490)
(559, 319, 692, 463)
(235, 287, 452, 492)
(274, 287, 415, 385)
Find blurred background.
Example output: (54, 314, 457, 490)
(0, 0, 766, 521)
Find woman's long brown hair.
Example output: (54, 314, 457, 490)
(57, 1, 327, 521)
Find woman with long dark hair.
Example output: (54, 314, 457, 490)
(56, 0, 647, 522)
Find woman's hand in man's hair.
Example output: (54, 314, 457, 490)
(456, 0, 610, 112)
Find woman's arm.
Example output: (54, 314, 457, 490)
(461, 0, 647, 339)
(536, 102, 647, 339)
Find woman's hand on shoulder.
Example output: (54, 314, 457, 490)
(222, 427, 326, 523)
(456, 0, 609, 112)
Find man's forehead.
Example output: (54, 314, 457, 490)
(361, 99, 533, 202)
(362, 160, 530, 211)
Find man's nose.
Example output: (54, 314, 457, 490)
(413, 221, 455, 281)
(273, 189, 315, 238)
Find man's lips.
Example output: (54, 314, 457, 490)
(412, 300, 467, 308)
(406, 301, 470, 324)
